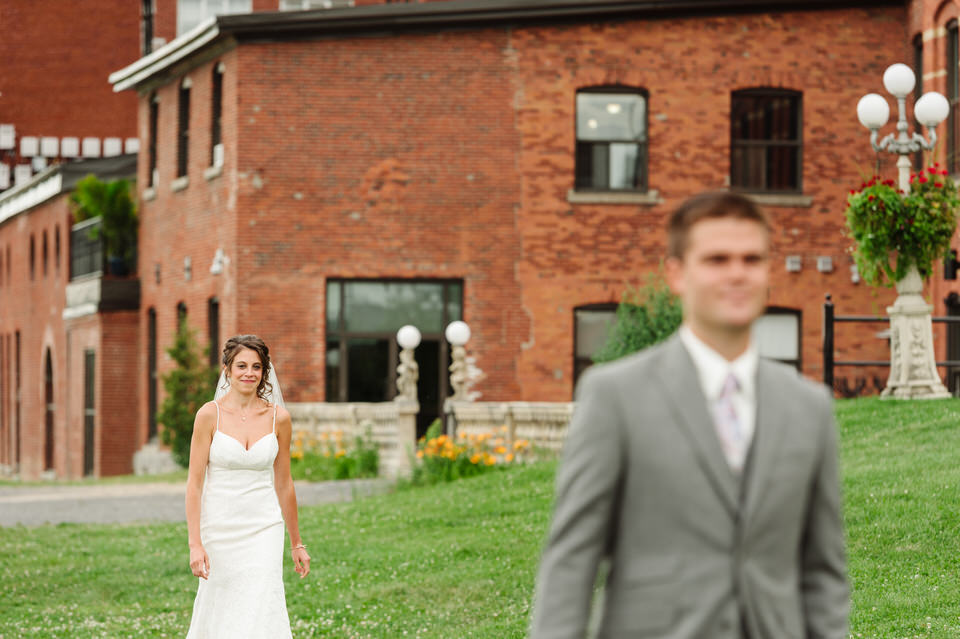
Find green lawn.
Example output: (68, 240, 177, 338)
(1, 397, 959, 638)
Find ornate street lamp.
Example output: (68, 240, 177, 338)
(856, 62, 951, 399)
(395, 325, 421, 402)
(444, 320, 471, 401)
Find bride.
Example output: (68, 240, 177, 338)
(184, 334, 309, 638)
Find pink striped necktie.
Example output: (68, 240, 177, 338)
(713, 373, 746, 472)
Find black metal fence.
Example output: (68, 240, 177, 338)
(70, 218, 103, 279)
(822, 293, 960, 397)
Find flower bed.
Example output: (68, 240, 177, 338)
(412, 422, 532, 484)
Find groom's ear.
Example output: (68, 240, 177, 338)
(664, 256, 684, 296)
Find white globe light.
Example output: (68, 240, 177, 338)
(396, 325, 421, 350)
(915, 91, 950, 127)
(857, 93, 890, 130)
(882, 63, 916, 98)
(445, 321, 471, 346)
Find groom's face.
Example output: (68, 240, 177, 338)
(666, 216, 770, 335)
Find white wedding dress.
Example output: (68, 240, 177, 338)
(185, 402, 293, 639)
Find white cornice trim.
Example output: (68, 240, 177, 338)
(109, 17, 220, 92)
(0, 169, 64, 226)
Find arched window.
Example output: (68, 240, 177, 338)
(149, 93, 159, 187)
(29, 235, 35, 280)
(177, 301, 188, 326)
(947, 20, 959, 173)
(55, 226, 61, 274)
(730, 88, 802, 193)
(210, 63, 224, 168)
(44, 348, 54, 471)
(575, 87, 648, 192)
(177, 78, 191, 178)
(42, 230, 48, 277)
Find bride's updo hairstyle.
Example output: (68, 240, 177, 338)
(222, 335, 274, 402)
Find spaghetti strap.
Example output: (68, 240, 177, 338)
(272, 404, 278, 434)
(213, 401, 220, 432)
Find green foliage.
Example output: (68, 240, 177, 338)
(157, 320, 218, 468)
(70, 174, 139, 264)
(592, 273, 683, 364)
(289, 427, 379, 481)
(845, 166, 960, 286)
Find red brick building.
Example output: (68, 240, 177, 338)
(109, 0, 938, 446)
(9, 0, 960, 478)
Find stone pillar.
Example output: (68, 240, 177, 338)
(391, 401, 419, 478)
(882, 264, 950, 399)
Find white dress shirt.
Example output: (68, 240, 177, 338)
(678, 325, 759, 456)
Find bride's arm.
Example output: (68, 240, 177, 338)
(274, 408, 311, 578)
(185, 402, 216, 579)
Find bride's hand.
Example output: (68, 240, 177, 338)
(190, 545, 210, 580)
(292, 547, 311, 579)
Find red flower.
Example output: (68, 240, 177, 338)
(942, 170, 950, 176)
(868, 195, 875, 201)
(919, 176, 929, 183)
(928, 167, 937, 174)
(935, 182, 944, 188)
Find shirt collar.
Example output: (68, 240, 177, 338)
(678, 325, 758, 402)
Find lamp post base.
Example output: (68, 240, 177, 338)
(881, 265, 951, 400)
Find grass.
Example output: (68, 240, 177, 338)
(836, 398, 960, 638)
(0, 464, 555, 638)
(1, 397, 959, 637)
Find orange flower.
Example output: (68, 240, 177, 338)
(505, 453, 514, 463)
(494, 445, 507, 455)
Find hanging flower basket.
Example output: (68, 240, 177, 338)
(845, 163, 960, 286)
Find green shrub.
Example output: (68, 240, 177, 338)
(157, 320, 219, 468)
(592, 273, 682, 364)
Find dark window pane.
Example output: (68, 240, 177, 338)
(325, 340, 340, 402)
(731, 90, 801, 192)
(347, 338, 389, 402)
(731, 93, 799, 141)
(767, 145, 800, 191)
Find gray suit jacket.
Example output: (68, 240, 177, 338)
(530, 335, 848, 639)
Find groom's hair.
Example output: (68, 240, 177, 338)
(222, 334, 274, 402)
(667, 191, 771, 258)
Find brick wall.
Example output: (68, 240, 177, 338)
(0, 194, 71, 477)
(99, 312, 140, 476)
(136, 48, 242, 445)
(133, 4, 924, 412)
(511, 7, 909, 398)
(0, 0, 138, 139)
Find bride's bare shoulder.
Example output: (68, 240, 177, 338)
(195, 401, 219, 424)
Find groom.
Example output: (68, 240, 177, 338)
(530, 191, 848, 638)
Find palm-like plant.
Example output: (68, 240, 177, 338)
(70, 174, 138, 275)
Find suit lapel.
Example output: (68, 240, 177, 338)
(657, 335, 738, 517)
(742, 359, 788, 524)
